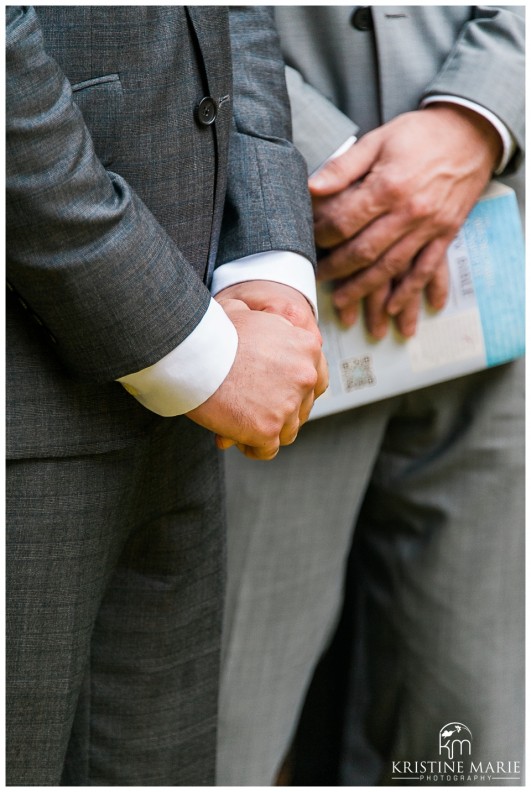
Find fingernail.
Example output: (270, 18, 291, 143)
(398, 324, 415, 339)
(308, 173, 328, 190)
(370, 325, 388, 340)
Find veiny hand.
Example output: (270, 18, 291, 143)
(187, 297, 327, 460)
(309, 103, 502, 336)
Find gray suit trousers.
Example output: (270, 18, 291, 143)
(7, 419, 224, 786)
(218, 359, 525, 785)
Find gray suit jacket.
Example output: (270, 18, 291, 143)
(6, 6, 315, 458)
(276, 6, 525, 184)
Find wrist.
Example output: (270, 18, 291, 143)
(423, 101, 502, 174)
(117, 299, 238, 417)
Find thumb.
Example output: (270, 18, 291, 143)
(308, 133, 379, 195)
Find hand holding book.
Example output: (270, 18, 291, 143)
(308, 103, 503, 338)
(310, 182, 524, 419)
(283, 68, 524, 419)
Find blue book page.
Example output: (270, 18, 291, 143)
(464, 191, 525, 367)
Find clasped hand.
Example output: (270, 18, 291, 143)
(309, 103, 502, 337)
(187, 281, 328, 461)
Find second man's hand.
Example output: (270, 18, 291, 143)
(309, 103, 502, 337)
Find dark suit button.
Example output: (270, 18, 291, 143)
(196, 96, 218, 126)
(351, 7, 373, 31)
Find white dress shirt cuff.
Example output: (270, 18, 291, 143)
(211, 250, 318, 317)
(421, 95, 516, 174)
(117, 298, 238, 416)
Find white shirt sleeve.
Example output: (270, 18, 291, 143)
(118, 251, 316, 416)
(211, 250, 317, 316)
(117, 298, 238, 417)
(420, 95, 516, 174)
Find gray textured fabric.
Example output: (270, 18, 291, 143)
(340, 362, 525, 786)
(277, 5, 525, 163)
(218, 5, 525, 786)
(216, 9, 315, 267)
(6, 5, 315, 458)
(285, 66, 359, 175)
(220, 362, 525, 785)
(6, 5, 315, 785)
(219, 401, 391, 784)
(278, 5, 525, 216)
(7, 419, 224, 785)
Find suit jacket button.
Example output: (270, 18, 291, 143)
(351, 7, 373, 31)
(196, 96, 218, 126)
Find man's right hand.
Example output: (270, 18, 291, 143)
(186, 298, 328, 460)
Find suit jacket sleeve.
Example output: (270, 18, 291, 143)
(284, 66, 358, 176)
(216, 6, 316, 268)
(422, 6, 525, 166)
(6, 6, 212, 383)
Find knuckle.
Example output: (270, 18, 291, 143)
(263, 444, 280, 460)
(307, 333, 322, 357)
(379, 173, 404, 203)
(283, 302, 308, 327)
(404, 280, 424, 296)
(282, 394, 301, 419)
(304, 364, 319, 390)
(260, 416, 282, 443)
(250, 443, 279, 461)
(300, 366, 318, 394)
(323, 252, 350, 278)
(406, 194, 433, 221)
(380, 255, 406, 278)
(328, 211, 353, 242)
(350, 238, 377, 266)
(415, 258, 436, 278)
(282, 422, 300, 446)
